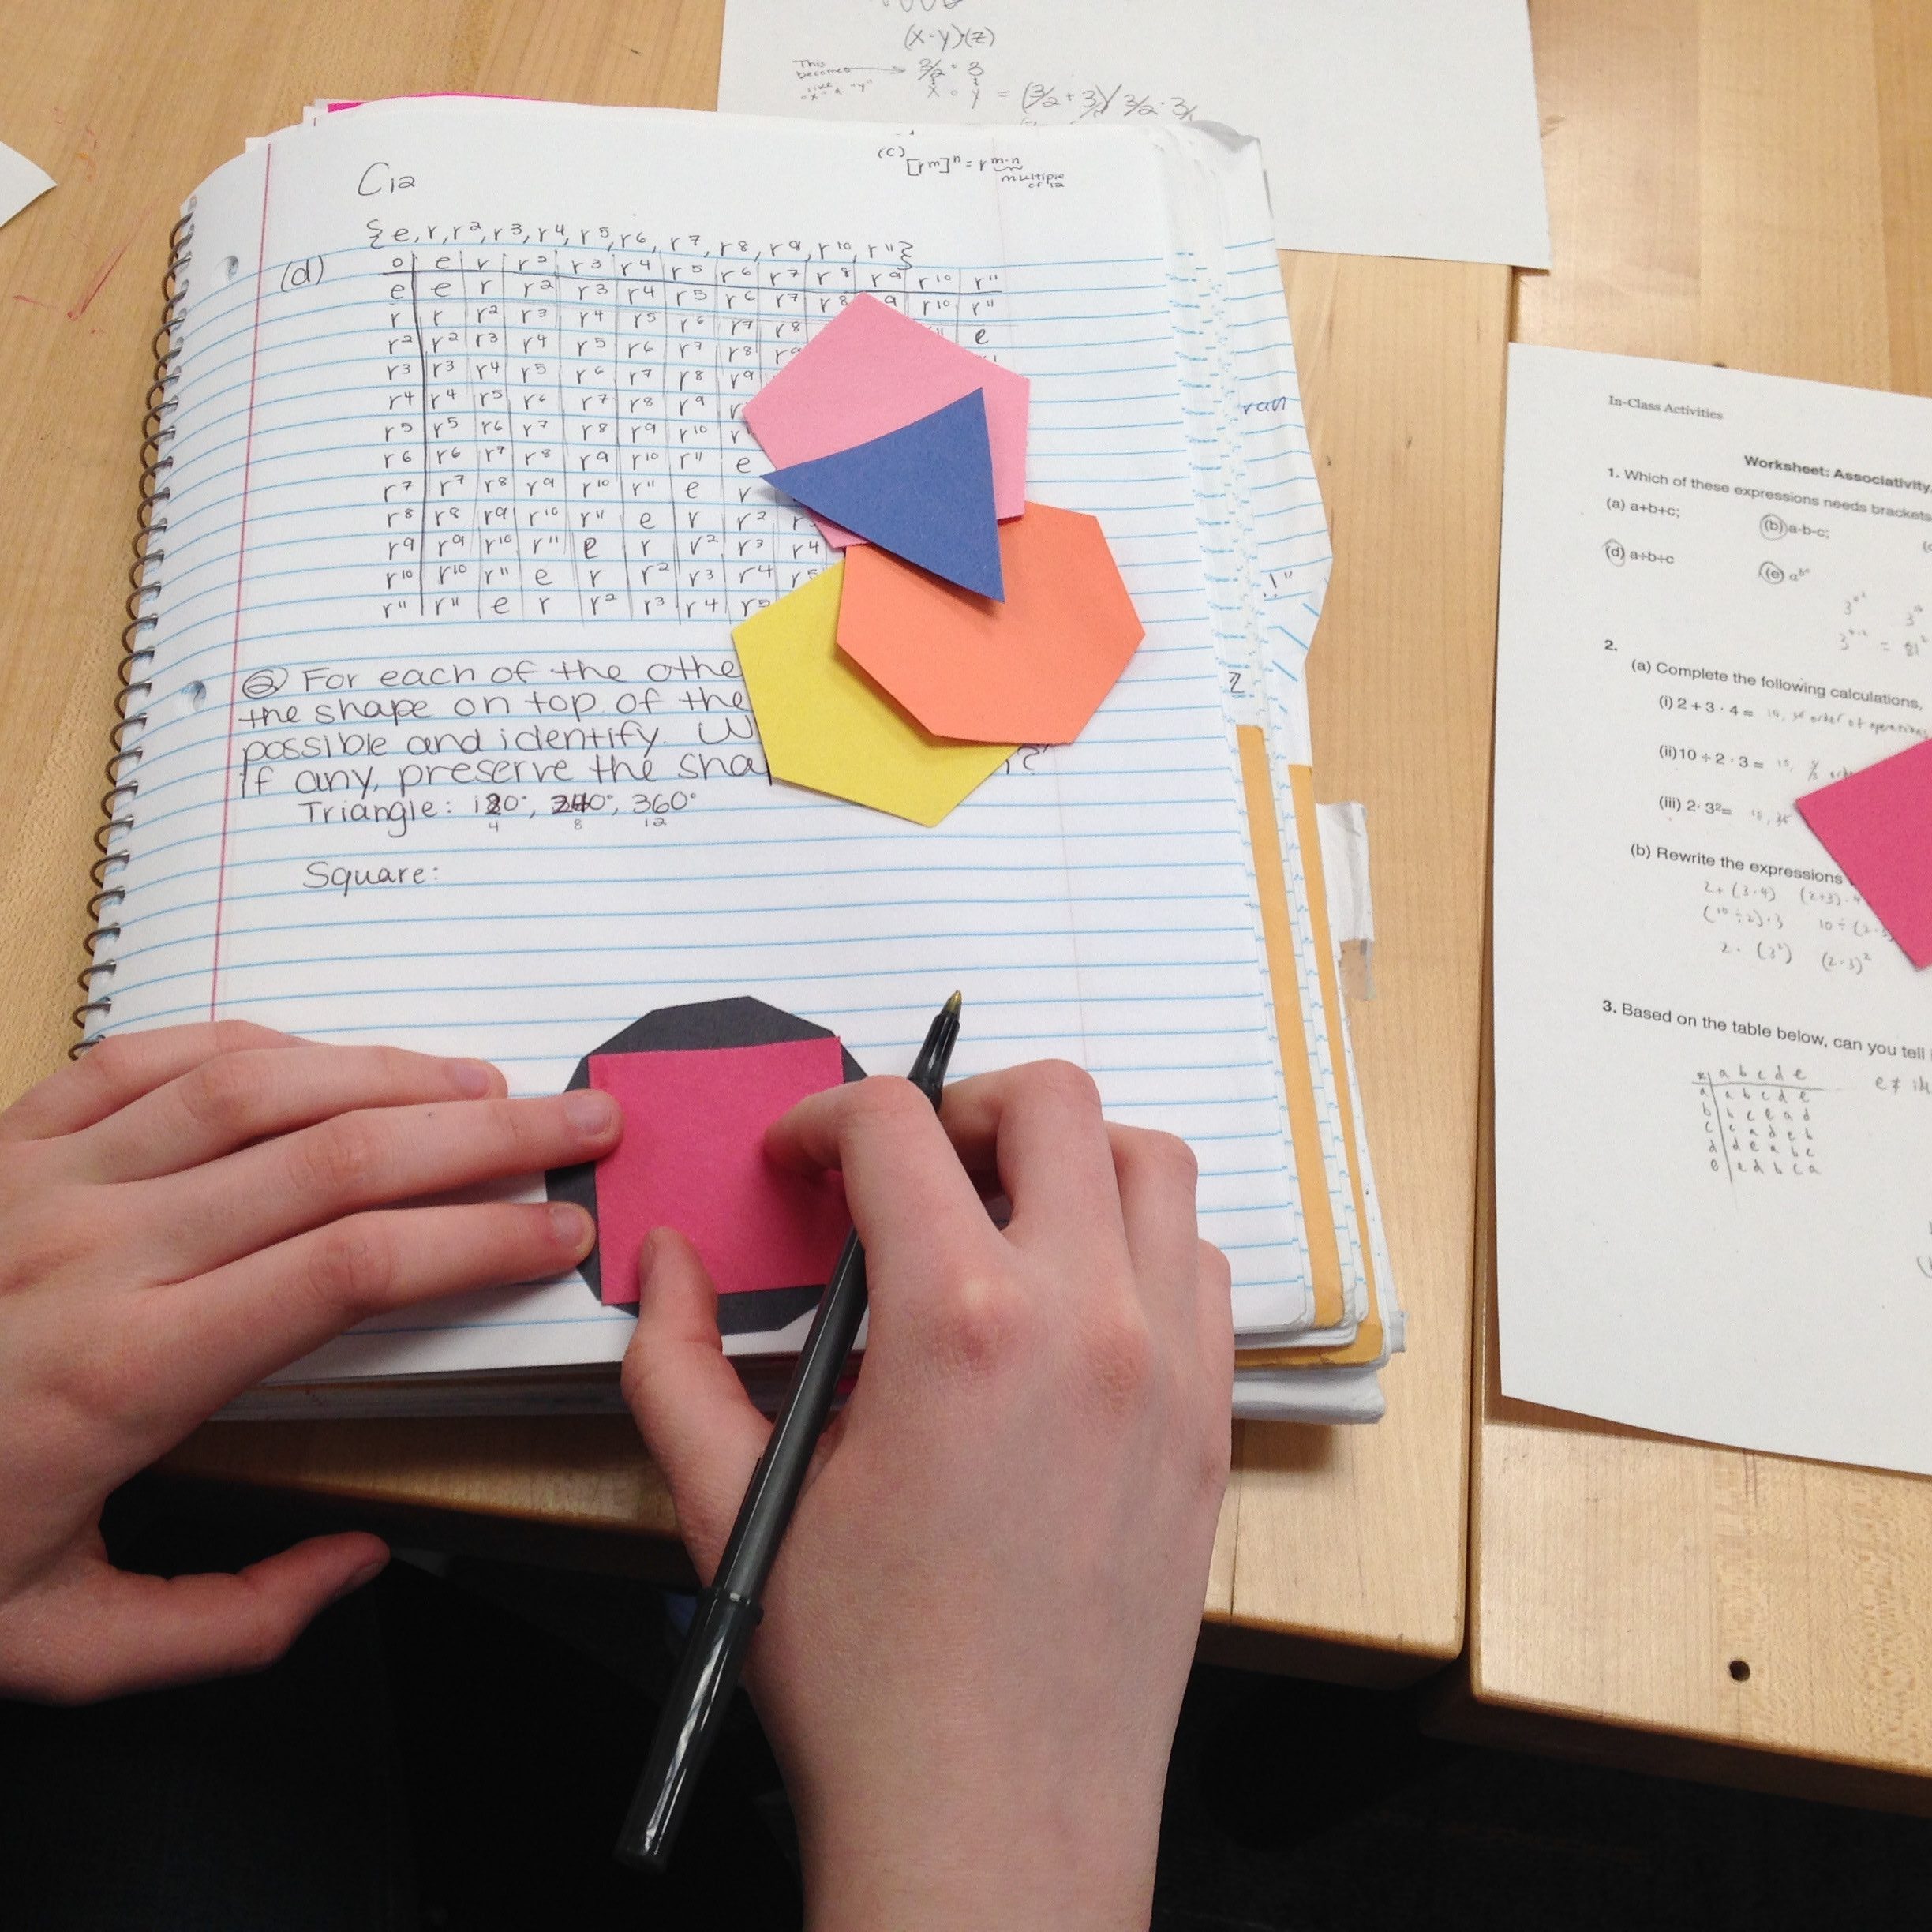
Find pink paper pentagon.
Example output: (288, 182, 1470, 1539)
(745, 294, 1029, 542)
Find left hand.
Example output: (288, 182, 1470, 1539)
(0, 1020, 616, 1702)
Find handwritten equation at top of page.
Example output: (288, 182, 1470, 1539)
(1493, 343, 1932, 1477)
(717, 0, 1552, 268)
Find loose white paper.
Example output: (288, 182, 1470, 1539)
(1316, 802, 1373, 945)
(0, 138, 54, 230)
(1494, 343, 1932, 1475)
(717, 0, 1551, 268)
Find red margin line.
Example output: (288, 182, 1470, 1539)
(208, 144, 274, 1019)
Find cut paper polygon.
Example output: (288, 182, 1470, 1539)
(836, 504, 1144, 745)
(764, 391, 1004, 599)
(736, 565, 1013, 824)
(588, 1038, 850, 1309)
(546, 997, 865, 1333)
(744, 293, 1030, 537)
(1796, 736, 1932, 968)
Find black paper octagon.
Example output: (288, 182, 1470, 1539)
(546, 996, 865, 1335)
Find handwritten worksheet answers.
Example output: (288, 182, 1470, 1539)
(1494, 344, 1932, 1475)
(717, 0, 1550, 268)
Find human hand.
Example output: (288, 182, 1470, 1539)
(623, 1061, 1234, 1932)
(0, 1020, 616, 1703)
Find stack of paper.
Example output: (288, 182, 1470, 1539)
(95, 98, 1398, 1424)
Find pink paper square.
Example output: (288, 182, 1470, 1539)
(1796, 736, 1932, 968)
(744, 294, 1029, 542)
(589, 1039, 849, 1305)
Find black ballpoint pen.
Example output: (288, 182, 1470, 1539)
(615, 990, 964, 1870)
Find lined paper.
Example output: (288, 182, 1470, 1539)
(1154, 129, 1368, 1330)
(106, 106, 1321, 1372)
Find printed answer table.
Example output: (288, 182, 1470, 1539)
(0, 0, 1488, 1679)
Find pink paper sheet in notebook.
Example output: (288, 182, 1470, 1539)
(1796, 736, 1932, 968)
(589, 1038, 849, 1305)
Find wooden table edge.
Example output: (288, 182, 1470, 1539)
(1431, 1661, 1932, 1817)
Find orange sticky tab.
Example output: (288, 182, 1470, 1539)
(836, 503, 1143, 746)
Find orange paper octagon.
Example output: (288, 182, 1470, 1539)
(836, 503, 1144, 746)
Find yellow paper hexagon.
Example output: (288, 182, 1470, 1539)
(734, 565, 1014, 826)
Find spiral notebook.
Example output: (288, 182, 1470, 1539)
(87, 98, 1399, 1421)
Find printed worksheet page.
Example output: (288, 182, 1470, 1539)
(1494, 343, 1932, 1474)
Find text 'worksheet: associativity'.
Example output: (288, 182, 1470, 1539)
(1494, 343, 1932, 1475)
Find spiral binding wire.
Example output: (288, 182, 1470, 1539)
(73, 211, 193, 1054)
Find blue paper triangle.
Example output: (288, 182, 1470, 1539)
(764, 391, 1005, 601)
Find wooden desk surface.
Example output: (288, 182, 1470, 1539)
(0, 1, 1488, 1671)
(1469, 0, 1932, 1784)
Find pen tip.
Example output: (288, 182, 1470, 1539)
(943, 990, 963, 1017)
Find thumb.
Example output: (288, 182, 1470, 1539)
(2, 1533, 388, 1704)
(620, 1227, 773, 1582)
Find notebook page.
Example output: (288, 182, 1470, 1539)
(1209, 239, 1374, 1334)
(106, 105, 1312, 1372)
(264, 103, 1343, 1354)
(466, 107, 1343, 1355)
(386, 104, 1349, 1348)
(262, 107, 1368, 1349)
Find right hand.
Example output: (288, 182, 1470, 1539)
(623, 1061, 1234, 1932)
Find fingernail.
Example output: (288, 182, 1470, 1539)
(329, 1555, 388, 1604)
(565, 1088, 620, 1136)
(549, 1202, 595, 1256)
(639, 1226, 663, 1283)
(451, 1058, 496, 1097)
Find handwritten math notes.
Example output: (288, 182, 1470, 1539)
(717, 0, 1551, 268)
(1493, 343, 1932, 1476)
